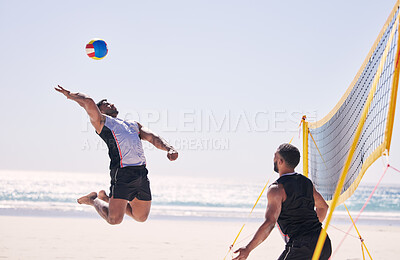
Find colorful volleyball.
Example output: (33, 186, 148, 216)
(85, 39, 108, 60)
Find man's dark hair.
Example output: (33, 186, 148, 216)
(277, 143, 300, 168)
(96, 99, 108, 109)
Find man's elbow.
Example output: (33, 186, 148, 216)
(318, 203, 329, 214)
(323, 201, 329, 211)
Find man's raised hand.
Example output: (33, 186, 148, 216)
(55, 85, 90, 101)
(54, 85, 72, 98)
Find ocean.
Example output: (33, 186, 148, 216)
(0, 170, 399, 225)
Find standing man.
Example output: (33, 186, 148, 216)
(55, 85, 178, 225)
(233, 143, 331, 260)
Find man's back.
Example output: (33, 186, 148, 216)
(276, 173, 322, 240)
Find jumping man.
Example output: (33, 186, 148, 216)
(55, 85, 178, 225)
(233, 143, 331, 260)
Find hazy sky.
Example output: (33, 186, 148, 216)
(1, 0, 399, 184)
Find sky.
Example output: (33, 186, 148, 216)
(0, 0, 399, 184)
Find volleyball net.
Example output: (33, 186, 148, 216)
(304, 2, 400, 205)
(303, 2, 400, 259)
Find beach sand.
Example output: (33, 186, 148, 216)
(0, 215, 398, 259)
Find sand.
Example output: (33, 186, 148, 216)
(0, 215, 398, 259)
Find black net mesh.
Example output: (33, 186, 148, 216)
(308, 9, 399, 201)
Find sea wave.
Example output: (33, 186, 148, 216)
(0, 170, 399, 224)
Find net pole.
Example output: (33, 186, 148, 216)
(312, 13, 400, 260)
(385, 8, 400, 152)
(302, 116, 309, 177)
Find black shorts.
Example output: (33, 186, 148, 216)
(277, 231, 332, 260)
(109, 165, 152, 201)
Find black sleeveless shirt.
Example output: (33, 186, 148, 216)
(275, 173, 322, 240)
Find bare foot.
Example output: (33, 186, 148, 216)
(98, 190, 110, 203)
(77, 192, 97, 205)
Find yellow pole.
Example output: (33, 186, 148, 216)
(302, 115, 309, 177)
(384, 6, 400, 152)
(312, 12, 400, 260)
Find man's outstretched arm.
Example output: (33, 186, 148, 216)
(54, 85, 105, 133)
(233, 184, 284, 260)
(313, 186, 329, 223)
(137, 122, 178, 161)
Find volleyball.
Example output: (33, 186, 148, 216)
(85, 39, 108, 60)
